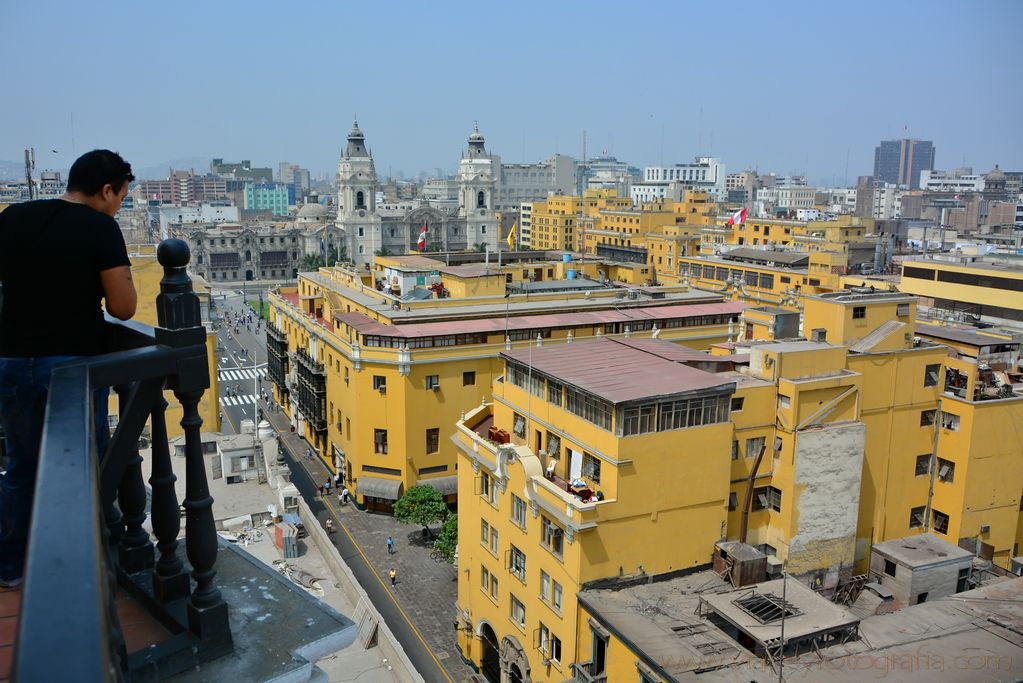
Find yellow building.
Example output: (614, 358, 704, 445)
(528, 196, 582, 252)
(899, 257, 1023, 324)
(454, 338, 737, 681)
(266, 255, 745, 513)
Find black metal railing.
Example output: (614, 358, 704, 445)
(14, 239, 232, 682)
(296, 357, 327, 434)
(572, 661, 608, 683)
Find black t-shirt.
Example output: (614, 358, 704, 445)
(0, 199, 131, 356)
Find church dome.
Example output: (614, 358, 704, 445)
(468, 123, 485, 143)
(297, 202, 328, 220)
(986, 165, 1006, 182)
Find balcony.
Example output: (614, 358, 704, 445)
(570, 661, 607, 683)
(5, 241, 353, 681)
(294, 349, 327, 432)
(455, 404, 605, 533)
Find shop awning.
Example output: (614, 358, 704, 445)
(357, 476, 404, 500)
(419, 475, 458, 496)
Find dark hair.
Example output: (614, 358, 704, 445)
(66, 149, 135, 196)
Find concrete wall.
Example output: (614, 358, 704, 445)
(788, 422, 866, 590)
(299, 497, 424, 683)
(869, 551, 971, 607)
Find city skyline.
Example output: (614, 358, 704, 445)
(1, 0, 1020, 186)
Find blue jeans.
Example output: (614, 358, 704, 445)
(0, 356, 110, 580)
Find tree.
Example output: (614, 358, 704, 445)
(300, 253, 326, 271)
(393, 485, 449, 539)
(433, 514, 458, 565)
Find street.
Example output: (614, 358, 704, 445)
(212, 288, 272, 435)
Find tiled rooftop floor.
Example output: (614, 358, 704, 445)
(0, 584, 172, 682)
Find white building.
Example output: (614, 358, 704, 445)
(920, 169, 985, 194)
(493, 153, 577, 210)
(820, 188, 857, 214)
(754, 186, 816, 217)
(518, 202, 534, 249)
(872, 184, 903, 220)
(158, 202, 239, 238)
(633, 156, 726, 202)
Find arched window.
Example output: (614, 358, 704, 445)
(476, 191, 485, 209)
(245, 250, 251, 261)
(356, 191, 365, 209)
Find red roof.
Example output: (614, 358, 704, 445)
(502, 337, 735, 404)
(333, 301, 745, 339)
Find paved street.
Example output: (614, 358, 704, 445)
(210, 285, 477, 682)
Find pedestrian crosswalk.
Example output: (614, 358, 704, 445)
(218, 368, 267, 381)
(221, 394, 256, 406)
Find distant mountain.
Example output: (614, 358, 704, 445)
(135, 157, 212, 180)
(0, 160, 27, 181)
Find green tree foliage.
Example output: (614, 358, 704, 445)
(393, 485, 449, 538)
(301, 254, 326, 271)
(433, 513, 458, 564)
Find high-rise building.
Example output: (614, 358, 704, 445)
(873, 139, 935, 189)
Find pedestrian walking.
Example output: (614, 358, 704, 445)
(325, 479, 332, 494)
(341, 487, 350, 505)
(325, 519, 333, 534)
(386, 536, 394, 554)
(318, 483, 324, 497)
(389, 568, 397, 586)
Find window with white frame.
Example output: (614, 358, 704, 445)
(552, 580, 563, 610)
(510, 595, 525, 628)
(541, 516, 564, 557)
(509, 545, 527, 582)
(538, 623, 562, 662)
(540, 570, 551, 602)
(511, 494, 527, 528)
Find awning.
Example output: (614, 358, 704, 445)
(419, 475, 458, 497)
(357, 476, 404, 500)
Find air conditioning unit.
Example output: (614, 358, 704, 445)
(980, 524, 991, 534)
(430, 385, 440, 391)
(377, 386, 387, 394)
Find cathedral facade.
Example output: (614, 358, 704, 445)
(334, 121, 499, 264)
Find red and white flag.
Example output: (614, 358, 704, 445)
(417, 223, 427, 250)
(726, 207, 748, 226)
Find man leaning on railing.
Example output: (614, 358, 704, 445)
(0, 149, 138, 588)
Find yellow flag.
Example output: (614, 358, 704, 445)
(506, 222, 517, 250)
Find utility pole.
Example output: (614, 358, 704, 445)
(24, 148, 35, 201)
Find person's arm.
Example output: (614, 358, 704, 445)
(100, 265, 137, 320)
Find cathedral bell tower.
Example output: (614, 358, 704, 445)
(336, 120, 381, 264)
(457, 123, 498, 252)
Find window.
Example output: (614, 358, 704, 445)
(481, 519, 490, 545)
(937, 458, 955, 483)
(481, 565, 491, 592)
(547, 380, 563, 405)
(510, 595, 526, 628)
(373, 429, 388, 454)
(511, 494, 527, 528)
(778, 395, 791, 410)
(541, 517, 564, 557)
(425, 374, 440, 390)
(915, 454, 930, 476)
(731, 440, 739, 460)
(728, 492, 738, 511)
(916, 592, 928, 604)
(932, 509, 950, 534)
(730, 397, 744, 411)
(752, 486, 782, 512)
(538, 623, 562, 662)
(920, 410, 936, 427)
(540, 570, 551, 602)
(940, 412, 960, 431)
(884, 559, 897, 577)
(478, 472, 497, 505)
(581, 453, 601, 483)
(852, 306, 866, 319)
(509, 546, 527, 581)
(924, 364, 940, 387)
(552, 580, 563, 610)
(373, 375, 387, 392)
(463, 371, 476, 386)
(344, 366, 349, 384)
(426, 428, 439, 454)
(544, 433, 561, 458)
(490, 574, 499, 599)
(746, 437, 766, 459)
(897, 303, 910, 317)
(513, 412, 526, 438)
(909, 506, 927, 528)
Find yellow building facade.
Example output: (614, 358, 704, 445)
(267, 257, 745, 512)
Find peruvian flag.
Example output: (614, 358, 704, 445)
(726, 207, 748, 226)
(417, 223, 427, 251)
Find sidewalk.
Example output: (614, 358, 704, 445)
(264, 408, 474, 682)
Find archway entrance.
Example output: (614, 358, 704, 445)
(508, 663, 523, 683)
(479, 623, 501, 683)
(245, 269, 253, 281)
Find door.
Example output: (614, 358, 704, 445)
(245, 269, 253, 281)
(479, 624, 501, 683)
(570, 449, 582, 480)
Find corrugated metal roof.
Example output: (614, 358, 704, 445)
(332, 301, 745, 339)
(502, 338, 735, 404)
(915, 323, 1016, 348)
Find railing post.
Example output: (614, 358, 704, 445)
(114, 381, 156, 573)
(156, 239, 231, 653)
(149, 395, 190, 602)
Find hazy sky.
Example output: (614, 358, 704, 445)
(2, 0, 1020, 185)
